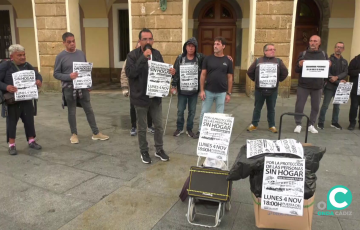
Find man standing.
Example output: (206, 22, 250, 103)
(125, 28, 176, 164)
(348, 54, 360, 130)
(170, 37, 204, 138)
(246, 44, 288, 133)
(0, 44, 42, 155)
(317, 42, 348, 130)
(196, 37, 234, 138)
(54, 32, 109, 144)
(294, 35, 330, 134)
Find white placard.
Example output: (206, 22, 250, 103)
(302, 60, 330, 78)
(357, 74, 360, 95)
(180, 65, 198, 91)
(333, 82, 353, 104)
(259, 63, 278, 88)
(12, 70, 38, 101)
(197, 113, 234, 161)
(73, 62, 93, 89)
(146, 61, 172, 97)
(261, 157, 305, 216)
(246, 139, 304, 159)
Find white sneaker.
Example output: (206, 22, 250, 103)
(308, 125, 318, 134)
(294, 125, 302, 133)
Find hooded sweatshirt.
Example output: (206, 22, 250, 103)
(348, 54, 360, 94)
(172, 37, 205, 95)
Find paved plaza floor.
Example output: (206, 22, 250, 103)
(0, 91, 359, 230)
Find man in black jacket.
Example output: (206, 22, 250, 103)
(246, 43, 288, 133)
(0, 44, 42, 155)
(318, 42, 348, 130)
(294, 35, 330, 134)
(125, 28, 176, 164)
(348, 54, 360, 130)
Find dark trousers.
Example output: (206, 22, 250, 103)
(130, 102, 152, 128)
(134, 99, 163, 152)
(176, 93, 198, 130)
(349, 94, 360, 125)
(251, 89, 278, 128)
(318, 88, 339, 124)
(6, 100, 36, 143)
(64, 88, 99, 135)
(295, 87, 322, 126)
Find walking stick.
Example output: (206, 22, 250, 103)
(163, 93, 173, 136)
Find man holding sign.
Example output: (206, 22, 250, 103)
(0, 44, 42, 155)
(348, 54, 360, 130)
(246, 44, 288, 133)
(54, 32, 109, 144)
(126, 28, 176, 164)
(294, 35, 330, 134)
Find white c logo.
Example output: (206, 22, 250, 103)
(329, 187, 348, 208)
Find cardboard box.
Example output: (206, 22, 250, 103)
(252, 193, 315, 230)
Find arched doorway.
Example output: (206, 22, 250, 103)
(197, 0, 237, 65)
(291, 0, 321, 83)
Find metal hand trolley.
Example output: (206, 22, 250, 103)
(278, 112, 310, 142)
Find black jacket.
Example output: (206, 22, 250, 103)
(325, 54, 348, 90)
(348, 54, 360, 94)
(125, 47, 164, 107)
(247, 56, 288, 93)
(295, 49, 329, 90)
(172, 37, 205, 95)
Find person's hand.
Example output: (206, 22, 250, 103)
(36, 80, 42, 88)
(199, 91, 206, 101)
(70, 72, 78, 79)
(225, 95, 231, 103)
(299, 60, 305, 67)
(330, 76, 338, 83)
(6, 85, 17, 93)
(329, 60, 332, 66)
(122, 87, 129, 97)
(169, 68, 176, 75)
(227, 55, 233, 62)
(143, 49, 152, 58)
(340, 80, 346, 83)
(87, 89, 92, 92)
(170, 87, 177, 95)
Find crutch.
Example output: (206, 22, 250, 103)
(163, 93, 173, 136)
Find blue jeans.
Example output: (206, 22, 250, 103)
(198, 90, 226, 131)
(177, 93, 198, 130)
(251, 89, 278, 128)
(318, 88, 339, 124)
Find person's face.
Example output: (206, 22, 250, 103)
(264, 45, 276, 57)
(214, 40, 225, 53)
(63, 36, 76, 51)
(186, 44, 195, 55)
(334, 43, 344, 55)
(139, 32, 154, 50)
(309, 36, 321, 50)
(10, 51, 26, 65)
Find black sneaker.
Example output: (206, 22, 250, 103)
(186, 129, 195, 138)
(8, 146, 17, 155)
(194, 131, 200, 139)
(173, 129, 184, 137)
(331, 123, 342, 130)
(29, 141, 42, 150)
(317, 123, 324, 130)
(140, 151, 152, 164)
(348, 124, 355, 130)
(155, 149, 169, 161)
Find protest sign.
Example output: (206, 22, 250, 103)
(146, 61, 172, 97)
(302, 60, 329, 78)
(73, 62, 93, 89)
(358, 74, 360, 95)
(259, 63, 277, 88)
(180, 65, 198, 91)
(246, 139, 304, 159)
(12, 70, 38, 101)
(333, 82, 353, 104)
(261, 157, 305, 216)
(197, 113, 234, 161)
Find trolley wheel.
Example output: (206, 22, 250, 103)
(188, 197, 196, 221)
(225, 201, 231, 211)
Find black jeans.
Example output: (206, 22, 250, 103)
(130, 102, 152, 128)
(349, 93, 360, 125)
(6, 100, 36, 143)
(251, 89, 278, 127)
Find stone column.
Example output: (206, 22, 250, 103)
(247, 0, 294, 98)
(351, 0, 360, 59)
(131, 0, 183, 65)
(33, 0, 67, 91)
